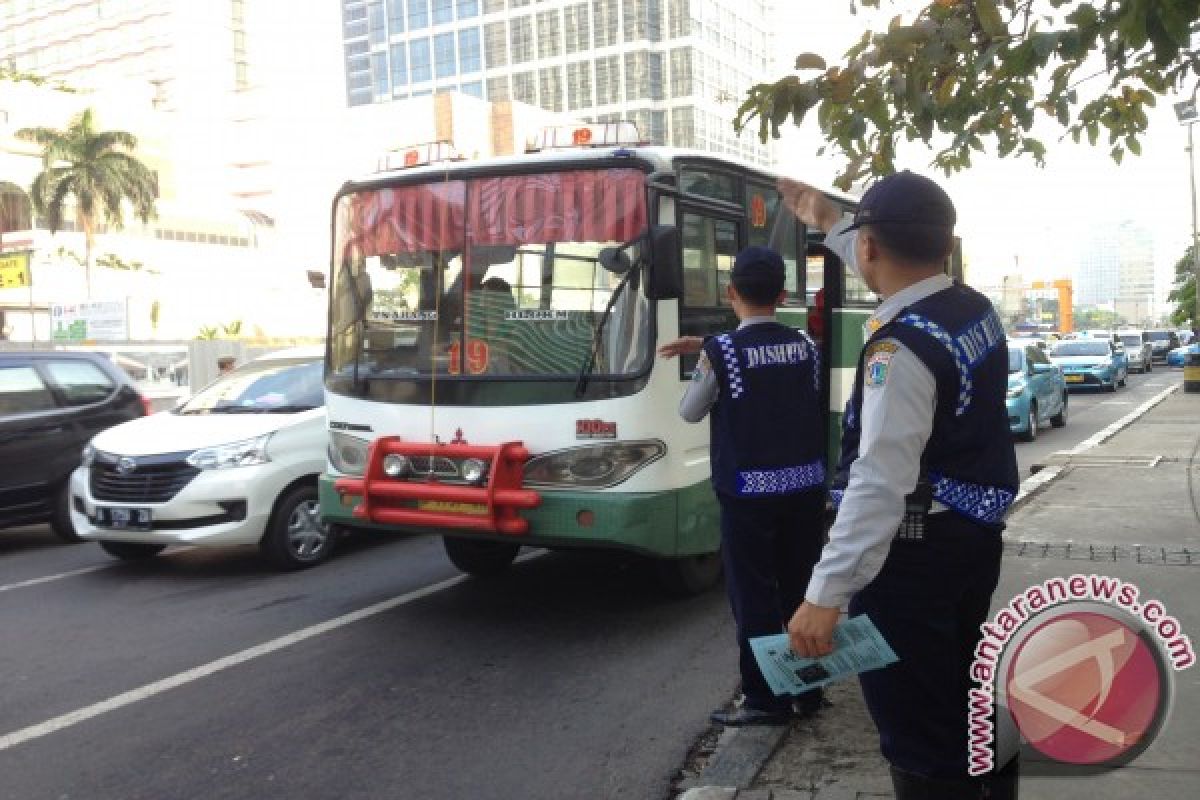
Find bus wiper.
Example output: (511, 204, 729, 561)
(574, 238, 644, 398)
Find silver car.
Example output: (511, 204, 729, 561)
(1118, 333, 1153, 373)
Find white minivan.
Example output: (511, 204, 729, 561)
(70, 347, 336, 569)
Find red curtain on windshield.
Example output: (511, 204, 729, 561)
(468, 169, 647, 246)
(343, 182, 466, 257)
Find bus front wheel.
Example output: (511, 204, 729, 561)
(656, 552, 723, 596)
(443, 536, 520, 577)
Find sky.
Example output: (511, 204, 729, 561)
(768, 1, 1192, 306)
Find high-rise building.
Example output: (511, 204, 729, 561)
(339, 0, 776, 165)
(1075, 220, 1156, 324)
(0, 0, 252, 111)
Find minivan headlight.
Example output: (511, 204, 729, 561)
(81, 442, 96, 468)
(524, 440, 665, 489)
(329, 431, 370, 476)
(186, 434, 271, 470)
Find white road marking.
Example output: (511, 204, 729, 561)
(0, 565, 109, 594)
(1010, 383, 1179, 514)
(0, 572, 469, 752)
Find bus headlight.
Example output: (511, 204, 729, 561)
(329, 432, 370, 476)
(523, 440, 665, 489)
(382, 454, 411, 478)
(461, 458, 488, 485)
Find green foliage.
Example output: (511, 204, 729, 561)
(737, 0, 1200, 189)
(16, 108, 158, 296)
(196, 326, 219, 340)
(149, 300, 161, 332)
(222, 320, 243, 337)
(1073, 307, 1121, 330)
(0, 61, 76, 92)
(1168, 242, 1197, 326)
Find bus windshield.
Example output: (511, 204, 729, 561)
(330, 169, 651, 381)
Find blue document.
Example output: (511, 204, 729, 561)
(749, 615, 899, 696)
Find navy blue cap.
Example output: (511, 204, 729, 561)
(732, 245, 785, 284)
(846, 170, 956, 231)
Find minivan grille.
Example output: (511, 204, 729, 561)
(90, 454, 199, 504)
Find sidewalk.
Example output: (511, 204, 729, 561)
(682, 385, 1199, 800)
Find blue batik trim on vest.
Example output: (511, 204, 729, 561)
(896, 309, 1005, 416)
(929, 472, 1014, 525)
(737, 460, 826, 496)
(829, 488, 844, 508)
(715, 333, 744, 399)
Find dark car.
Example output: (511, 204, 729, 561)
(1143, 330, 1181, 363)
(1, 351, 148, 540)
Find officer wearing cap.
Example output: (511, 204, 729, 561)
(659, 246, 827, 726)
(779, 172, 1019, 798)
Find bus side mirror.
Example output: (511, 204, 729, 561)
(648, 225, 681, 300)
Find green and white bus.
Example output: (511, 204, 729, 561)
(320, 125, 900, 592)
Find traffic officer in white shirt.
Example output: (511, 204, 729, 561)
(779, 172, 1020, 799)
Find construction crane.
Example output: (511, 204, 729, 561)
(1030, 279, 1073, 333)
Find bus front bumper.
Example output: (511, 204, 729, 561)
(319, 474, 718, 559)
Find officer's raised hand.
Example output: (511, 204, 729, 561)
(787, 600, 841, 658)
(778, 177, 841, 233)
(657, 336, 704, 359)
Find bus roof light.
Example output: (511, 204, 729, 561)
(376, 141, 463, 172)
(526, 122, 645, 152)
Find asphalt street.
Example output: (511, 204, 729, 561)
(0, 370, 1172, 800)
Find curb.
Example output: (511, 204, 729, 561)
(1007, 382, 1180, 516)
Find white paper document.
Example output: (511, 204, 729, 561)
(749, 615, 899, 696)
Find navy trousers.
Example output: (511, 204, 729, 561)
(849, 511, 1004, 779)
(718, 489, 826, 712)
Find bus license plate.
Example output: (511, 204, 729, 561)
(98, 507, 153, 530)
(417, 500, 488, 516)
(1065, 374, 1084, 383)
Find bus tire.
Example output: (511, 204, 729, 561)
(656, 552, 723, 596)
(443, 537, 519, 577)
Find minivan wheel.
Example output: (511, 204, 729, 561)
(100, 541, 166, 560)
(1050, 394, 1068, 428)
(1019, 402, 1038, 442)
(49, 483, 83, 543)
(260, 484, 336, 570)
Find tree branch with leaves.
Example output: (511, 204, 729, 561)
(737, 0, 1200, 189)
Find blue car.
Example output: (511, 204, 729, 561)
(1048, 338, 1127, 392)
(1167, 343, 1200, 367)
(1007, 340, 1068, 441)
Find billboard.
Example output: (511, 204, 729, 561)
(51, 300, 128, 342)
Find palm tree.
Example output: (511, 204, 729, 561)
(17, 108, 157, 298)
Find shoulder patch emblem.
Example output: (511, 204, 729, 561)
(864, 341, 897, 388)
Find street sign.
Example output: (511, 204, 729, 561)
(50, 300, 128, 342)
(0, 251, 31, 289)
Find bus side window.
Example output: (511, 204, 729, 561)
(678, 211, 740, 377)
(746, 184, 802, 307)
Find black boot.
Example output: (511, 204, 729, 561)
(980, 756, 1019, 800)
(889, 766, 989, 799)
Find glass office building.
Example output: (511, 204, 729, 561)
(341, 0, 776, 165)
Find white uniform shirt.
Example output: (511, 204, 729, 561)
(804, 226, 954, 609)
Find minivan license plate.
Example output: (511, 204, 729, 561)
(98, 507, 153, 530)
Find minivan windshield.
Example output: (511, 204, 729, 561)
(1145, 331, 1173, 341)
(178, 359, 323, 414)
(1052, 341, 1109, 357)
(1120, 335, 1142, 348)
(1007, 348, 1024, 373)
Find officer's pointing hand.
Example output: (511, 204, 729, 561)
(778, 178, 841, 233)
(787, 601, 841, 658)
(657, 336, 704, 359)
